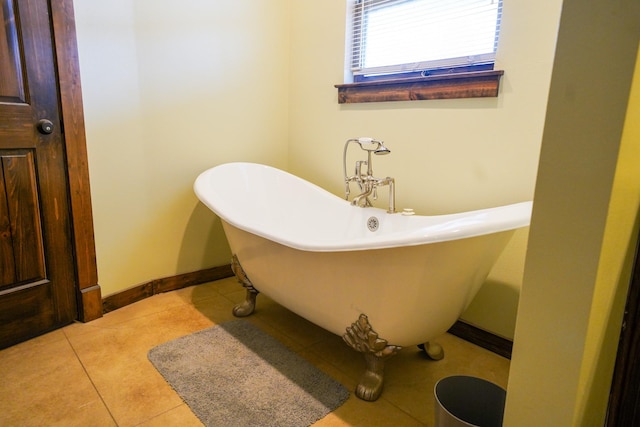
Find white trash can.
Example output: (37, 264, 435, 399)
(434, 375, 506, 427)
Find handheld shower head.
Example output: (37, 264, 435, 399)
(374, 143, 391, 155)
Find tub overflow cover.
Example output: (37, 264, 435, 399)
(367, 216, 379, 232)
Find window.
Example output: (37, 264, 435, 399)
(336, 0, 505, 103)
(349, 0, 502, 81)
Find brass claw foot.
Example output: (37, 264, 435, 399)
(231, 255, 259, 317)
(232, 291, 257, 317)
(356, 353, 387, 401)
(343, 314, 401, 401)
(419, 341, 445, 360)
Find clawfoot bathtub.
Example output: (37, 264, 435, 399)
(194, 162, 531, 401)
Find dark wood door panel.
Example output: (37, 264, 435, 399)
(0, 170, 14, 286)
(0, 150, 46, 289)
(0, 0, 25, 103)
(0, 281, 54, 348)
(606, 232, 640, 425)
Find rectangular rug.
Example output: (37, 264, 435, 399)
(148, 320, 350, 427)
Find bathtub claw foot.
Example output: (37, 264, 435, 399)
(232, 291, 258, 317)
(419, 341, 445, 360)
(231, 255, 259, 317)
(343, 314, 401, 401)
(356, 353, 389, 401)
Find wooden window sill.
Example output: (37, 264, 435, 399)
(335, 70, 504, 104)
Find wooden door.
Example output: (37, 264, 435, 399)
(606, 229, 640, 426)
(0, 0, 78, 348)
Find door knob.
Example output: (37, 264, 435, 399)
(37, 119, 54, 135)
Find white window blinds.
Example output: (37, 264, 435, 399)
(349, 0, 503, 78)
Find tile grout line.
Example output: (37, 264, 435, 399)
(63, 329, 120, 427)
(130, 403, 194, 427)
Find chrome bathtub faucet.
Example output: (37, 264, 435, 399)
(343, 137, 396, 213)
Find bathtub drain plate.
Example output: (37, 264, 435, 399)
(367, 216, 379, 232)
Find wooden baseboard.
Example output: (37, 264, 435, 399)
(102, 264, 234, 313)
(448, 320, 513, 359)
(101, 264, 512, 359)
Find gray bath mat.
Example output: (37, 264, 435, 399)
(148, 320, 350, 427)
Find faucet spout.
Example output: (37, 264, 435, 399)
(351, 185, 374, 207)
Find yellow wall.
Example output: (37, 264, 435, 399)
(287, 0, 563, 339)
(74, 0, 290, 296)
(574, 47, 640, 426)
(504, 0, 640, 423)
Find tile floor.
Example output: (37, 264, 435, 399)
(0, 277, 509, 426)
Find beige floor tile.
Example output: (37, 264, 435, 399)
(0, 328, 68, 354)
(0, 335, 115, 427)
(298, 347, 359, 388)
(313, 395, 424, 426)
(307, 332, 369, 384)
(172, 281, 224, 303)
(63, 291, 196, 340)
(101, 291, 193, 322)
(137, 404, 204, 427)
(66, 303, 215, 426)
(207, 276, 242, 295)
(379, 349, 445, 424)
(190, 292, 242, 325)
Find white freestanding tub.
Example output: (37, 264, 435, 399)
(194, 162, 531, 401)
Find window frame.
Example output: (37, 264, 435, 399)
(338, 0, 505, 103)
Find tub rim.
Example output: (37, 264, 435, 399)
(194, 162, 532, 252)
